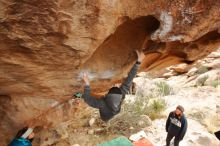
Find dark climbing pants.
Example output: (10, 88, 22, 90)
(166, 133, 181, 146)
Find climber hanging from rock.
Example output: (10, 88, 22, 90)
(81, 50, 145, 121)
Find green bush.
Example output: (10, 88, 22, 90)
(107, 95, 151, 135)
(147, 99, 166, 120)
(150, 99, 166, 112)
(124, 96, 149, 115)
(196, 75, 208, 86)
(123, 96, 166, 120)
(208, 80, 220, 88)
(155, 81, 171, 96)
(196, 66, 209, 74)
(105, 90, 167, 135)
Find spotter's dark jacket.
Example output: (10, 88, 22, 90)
(166, 111, 188, 140)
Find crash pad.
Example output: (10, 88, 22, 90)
(133, 138, 154, 146)
(98, 136, 133, 146)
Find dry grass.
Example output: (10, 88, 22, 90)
(189, 111, 220, 134)
(124, 95, 166, 119)
(202, 116, 220, 134)
(188, 110, 220, 134)
(208, 79, 220, 88)
(103, 94, 166, 135)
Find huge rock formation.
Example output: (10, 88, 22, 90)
(0, 0, 220, 145)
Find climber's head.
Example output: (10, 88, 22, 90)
(175, 105, 184, 116)
(105, 87, 123, 112)
(108, 87, 122, 95)
(15, 127, 35, 142)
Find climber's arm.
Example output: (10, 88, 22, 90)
(83, 85, 102, 109)
(82, 73, 103, 109)
(177, 116, 188, 140)
(166, 112, 172, 132)
(120, 50, 145, 95)
(120, 62, 140, 95)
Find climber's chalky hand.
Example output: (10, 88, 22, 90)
(136, 49, 145, 62)
(82, 72, 90, 86)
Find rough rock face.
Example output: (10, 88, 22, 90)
(0, 0, 220, 144)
